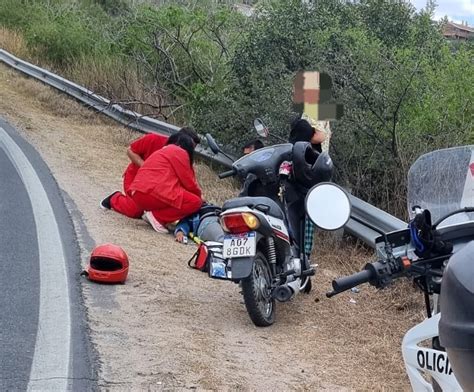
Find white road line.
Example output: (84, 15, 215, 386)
(0, 127, 71, 391)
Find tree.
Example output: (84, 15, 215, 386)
(119, 3, 245, 124)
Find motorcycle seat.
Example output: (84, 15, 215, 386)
(222, 196, 284, 220)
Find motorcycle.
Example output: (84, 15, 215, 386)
(204, 125, 351, 327)
(318, 145, 474, 391)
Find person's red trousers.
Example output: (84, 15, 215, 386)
(122, 171, 135, 197)
(110, 190, 202, 224)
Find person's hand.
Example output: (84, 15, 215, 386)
(175, 231, 185, 243)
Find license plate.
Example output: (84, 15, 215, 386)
(223, 232, 256, 258)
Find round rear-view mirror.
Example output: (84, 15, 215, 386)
(205, 133, 220, 154)
(305, 183, 351, 230)
(254, 118, 269, 138)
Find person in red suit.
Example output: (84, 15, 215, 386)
(122, 127, 199, 196)
(101, 133, 202, 233)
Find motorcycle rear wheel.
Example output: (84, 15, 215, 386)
(242, 251, 275, 327)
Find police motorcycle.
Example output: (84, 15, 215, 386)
(319, 145, 474, 391)
(204, 124, 350, 327)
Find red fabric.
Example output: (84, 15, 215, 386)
(110, 191, 201, 225)
(129, 145, 202, 209)
(134, 191, 202, 224)
(123, 169, 136, 197)
(123, 133, 168, 195)
(110, 192, 143, 218)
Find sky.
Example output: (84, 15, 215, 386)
(409, 0, 474, 26)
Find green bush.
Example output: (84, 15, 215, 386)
(0, 0, 31, 30)
(0, 0, 118, 66)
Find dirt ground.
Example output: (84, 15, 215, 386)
(0, 64, 425, 391)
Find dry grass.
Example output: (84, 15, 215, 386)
(194, 159, 239, 205)
(0, 27, 30, 58)
(65, 56, 175, 120)
(17, 76, 105, 121)
(316, 231, 424, 319)
(310, 236, 425, 391)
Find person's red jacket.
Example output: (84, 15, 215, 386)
(129, 145, 202, 208)
(123, 133, 168, 183)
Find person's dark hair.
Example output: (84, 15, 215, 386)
(243, 139, 264, 152)
(179, 126, 200, 145)
(166, 132, 179, 146)
(289, 119, 314, 144)
(170, 133, 195, 165)
(166, 126, 200, 148)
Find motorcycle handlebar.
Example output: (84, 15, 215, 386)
(326, 269, 374, 298)
(326, 245, 451, 299)
(219, 169, 236, 179)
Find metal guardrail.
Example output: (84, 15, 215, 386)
(346, 196, 406, 247)
(0, 48, 407, 247)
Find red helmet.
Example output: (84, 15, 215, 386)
(86, 244, 129, 284)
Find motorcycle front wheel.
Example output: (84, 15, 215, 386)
(242, 251, 275, 327)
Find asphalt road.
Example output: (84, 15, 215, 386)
(0, 118, 96, 391)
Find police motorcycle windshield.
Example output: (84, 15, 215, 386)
(408, 146, 474, 390)
(407, 145, 474, 227)
(232, 144, 293, 184)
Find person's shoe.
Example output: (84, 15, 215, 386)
(100, 191, 119, 210)
(142, 211, 169, 233)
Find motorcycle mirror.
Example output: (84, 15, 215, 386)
(205, 133, 220, 154)
(305, 183, 351, 230)
(254, 118, 269, 138)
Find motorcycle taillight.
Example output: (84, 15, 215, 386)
(221, 213, 259, 233)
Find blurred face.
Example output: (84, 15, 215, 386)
(243, 146, 255, 155)
(311, 129, 326, 145)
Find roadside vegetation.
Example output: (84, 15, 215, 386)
(0, 0, 472, 218)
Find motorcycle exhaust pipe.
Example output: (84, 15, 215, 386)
(273, 285, 293, 302)
(273, 279, 301, 302)
(287, 279, 301, 296)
